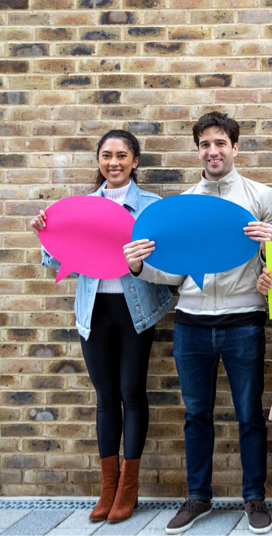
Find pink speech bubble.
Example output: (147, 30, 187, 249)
(39, 196, 135, 283)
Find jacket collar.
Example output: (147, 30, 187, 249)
(94, 178, 139, 211)
(200, 166, 239, 190)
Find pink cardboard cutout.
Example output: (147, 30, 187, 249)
(39, 196, 135, 283)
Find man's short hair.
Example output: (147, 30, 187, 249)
(193, 111, 240, 148)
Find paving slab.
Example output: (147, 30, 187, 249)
(0, 510, 32, 530)
(51, 510, 105, 536)
(138, 510, 178, 536)
(135, 528, 166, 536)
(46, 530, 100, 536)
(184, 511, 243, 535)
(234, 509, 272, 532)
(230, 532, 263, 536)
(94, 510, 160, 536)
(1, 510, 73, 536)
(233, 513, 248, 530)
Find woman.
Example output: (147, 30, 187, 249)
(30, 130, 173, 523)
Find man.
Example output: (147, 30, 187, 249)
(124, 112, 272, 535)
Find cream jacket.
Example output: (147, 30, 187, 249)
(137, 167, 272, 314)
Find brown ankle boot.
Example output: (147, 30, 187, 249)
(107, 458, 140, 523)
(89, 455, 119, 522)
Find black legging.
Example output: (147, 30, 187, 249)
(80, 293, 155, 460)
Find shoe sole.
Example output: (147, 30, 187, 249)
(165, 507, 212, 534)
(107, 514, 133, 524)
(245, 512, 272, 534)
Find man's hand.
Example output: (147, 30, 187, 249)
(256, 267, 272, 296)
(243, 221, 272, 259)
(123, 239, 155, 274)
(30, 209, 47, 238)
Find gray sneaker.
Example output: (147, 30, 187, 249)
(166, 498, 212, 534)
(245, 499, 272, 534)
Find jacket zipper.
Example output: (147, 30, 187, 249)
(214, 182, 221, 312)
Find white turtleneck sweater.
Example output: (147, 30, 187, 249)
(97, 180, 131, 294)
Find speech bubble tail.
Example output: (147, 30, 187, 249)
(190, 272, 205, 291)
(55, 264, 73, 284)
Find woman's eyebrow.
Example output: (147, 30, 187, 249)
(101, 150, 128, 154)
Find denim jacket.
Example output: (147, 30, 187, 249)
(41, 179, 173, 340)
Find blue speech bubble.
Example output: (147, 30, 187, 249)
(132, 195, 260, 290)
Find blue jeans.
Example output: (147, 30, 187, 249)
(173, 324, 267, 502)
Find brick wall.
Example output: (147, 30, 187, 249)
(0, 0, 272, 497)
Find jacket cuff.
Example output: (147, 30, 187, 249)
(133, 261, 155, 280)
(130, 262, 143, 278)
(130, 261, 154, 279)
(259, 247, 267, 267)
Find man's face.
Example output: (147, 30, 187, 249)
(198, 126, 238, 182)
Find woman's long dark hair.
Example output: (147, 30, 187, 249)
(94, 130, 140, 190)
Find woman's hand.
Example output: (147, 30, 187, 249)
(256, 267, 272, 296)
(244, 221, 272, 259)
(30, 209, 47, 238)
(123, 239, 155, 274)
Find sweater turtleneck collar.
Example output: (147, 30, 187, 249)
(102, 180, 131, 205)
(200, 166, 239, 190)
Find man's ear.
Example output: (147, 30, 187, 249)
(233, 142, 238, 157)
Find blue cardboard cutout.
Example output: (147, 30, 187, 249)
(132, 195, 259, 290)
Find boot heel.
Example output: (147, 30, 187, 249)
(134, 498, 138, 509)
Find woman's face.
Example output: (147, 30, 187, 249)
(97, 138, 139, 189)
